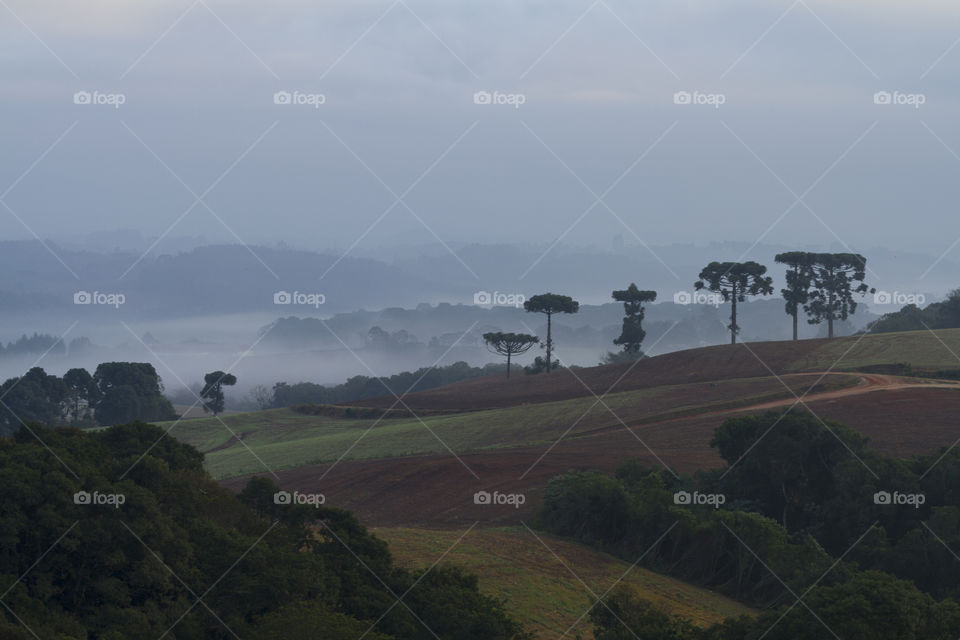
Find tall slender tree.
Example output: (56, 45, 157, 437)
(695, 261, 774, 344)
(611, 284, 657, 357)
(804, 253, 873, 338)
(523, 293, 579, 373)
(482, 332, 539, 378)
(775, 252, 815, 341)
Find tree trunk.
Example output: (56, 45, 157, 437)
(828, 293, 835, 338)
(792, 265, 799, 341)
(730, 284, 738, 345)
(506, 352, 511, 379)
(546, 312, 552, 373)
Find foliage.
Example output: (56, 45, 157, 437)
(523, 293, 580, 373)
(93, 362, 178, 425)
(694, 262, 774, 344)
(482, 332, 539, 378)
(523, 356, 564, 375)
(775, 251, 816, 341)
(867, 288, 960, 334)
(540, 411, 960, 635)
(611, 283, 657, 356)
(0, 422, 528, 639)
(0, 367, 68, 435)
(201, 370, 238, 415)
(804, 253, 874, 338)
(270, 361, 506, 408)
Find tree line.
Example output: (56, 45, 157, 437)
(483, 252, 873, 375)
(0, 363, 177, 434)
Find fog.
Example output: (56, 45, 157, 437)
(4, 0, 960, 402)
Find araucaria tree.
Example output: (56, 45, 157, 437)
(201, 370, 238, 415)
(805, 252, 873, 338)
(482, 332, 539, 378)
(611, 284, 657, 357)
(523, 293, 579, 374)
(695, 261, 774, 344)
(775, 251, 815, 341)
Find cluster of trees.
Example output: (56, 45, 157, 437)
(591, 572, 958, 640)
(0, 332, 64, 357)
(867, 287, 960, 334)
(0, 333, 94, 359)
(0, 363, 177, 434)
(697, 253, 873, 343)
(0, 422, 529, 639)
(540, 411, 960, 638)
(267, 361, 507, 408)
(482, 293, 582, 377)
(481, 253, 874, 376)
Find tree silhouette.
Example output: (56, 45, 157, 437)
(611, 283, 657, 357)
(775, 251, 815, 341)
(523, 293, 579, 373)
(482, 332, 539, 378)
(695, 261, 774, 344)
(201, 370, 238, 415)
(805, 253, 873, 338)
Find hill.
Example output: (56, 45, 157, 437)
(168, 373, 859, 479)
(345, 328, 960, 411)
(172, 330, 960, 633)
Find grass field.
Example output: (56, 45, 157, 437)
(797, 327, 960, 371)
(374, 526, 755, 639)
(164, 374, 857, 479)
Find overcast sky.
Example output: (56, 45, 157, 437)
(4, 0, 960, 261)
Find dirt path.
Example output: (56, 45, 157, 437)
(598, 373, 960, 435)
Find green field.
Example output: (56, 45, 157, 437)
(374, 526, 755, 639)
(164, 374, 856, 479)
(793, 327, 960, 371)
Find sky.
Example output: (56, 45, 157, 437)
(4, 0, 960, 265)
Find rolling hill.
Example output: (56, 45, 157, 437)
(164, 328, 960, 637)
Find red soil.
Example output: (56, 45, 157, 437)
(223, 376, 960, 528)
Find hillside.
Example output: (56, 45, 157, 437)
(346, 329, 960, 411)
(170, 330, 960, 634)
(375, 527, 755, 639)
(169, 373, 859, 479)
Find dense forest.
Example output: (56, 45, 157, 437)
(0, 422, 529, 639)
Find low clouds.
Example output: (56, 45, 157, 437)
(3, 0, 960, 255)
